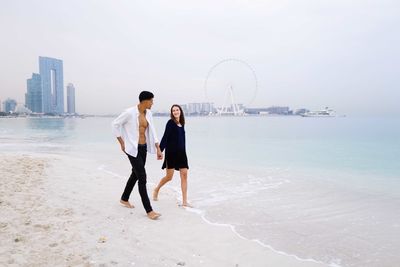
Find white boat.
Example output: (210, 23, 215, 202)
(302, 107, 336, 117)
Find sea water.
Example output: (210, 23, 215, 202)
(1, 116, 399, 267)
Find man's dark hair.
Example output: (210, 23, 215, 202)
(139, 91, 154, 102)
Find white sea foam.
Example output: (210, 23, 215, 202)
(183, 202, 342, 267)
(97, 165, 125, 179)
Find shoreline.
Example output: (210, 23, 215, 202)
(99, 165, 332, 266)
(0, 152, 329, 267)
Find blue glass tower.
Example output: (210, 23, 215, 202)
(25, 73, 42, 113)
(66, 83, 76, 114)
(39, 57, 64, 114)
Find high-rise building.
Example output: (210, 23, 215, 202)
(25, 73, 42, 113)
(188, 103, 202, 114)
(295, 108, 309, 115)
(39, 56, 64, 114)
(67, 83, 76, 114)
(180, 104, 188, 114)
(3, 98, 17, 113)
(201, 102, 214, 114)
(244, 106, 291, 115)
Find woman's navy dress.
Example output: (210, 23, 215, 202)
(160, 119, 189, 170)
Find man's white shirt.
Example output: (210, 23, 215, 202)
(112, 106, 159, 157)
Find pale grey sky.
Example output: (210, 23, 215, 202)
(0, 0, 399, 115)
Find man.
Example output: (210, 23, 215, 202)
(112, 91, 163, 220)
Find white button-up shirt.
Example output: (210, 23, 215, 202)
(112, 106, 159, 157)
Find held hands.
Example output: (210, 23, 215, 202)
(157, 149, 163, 160)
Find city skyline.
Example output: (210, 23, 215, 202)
(1, 1, 399, 116)
(1, 56, 77, 115)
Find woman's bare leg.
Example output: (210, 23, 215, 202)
(153, 169, 174, 200)
(179, 168, 191, 206)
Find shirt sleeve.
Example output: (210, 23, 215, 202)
(149, 112, 159, 144)
(111, 109, 130, 137)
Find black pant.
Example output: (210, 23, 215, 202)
(121, 144, 153, 213)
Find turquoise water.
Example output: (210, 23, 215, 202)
(188, 116, 400, 174)
(3, 116, 398, 178)
(188, 116, 400, 197)
(1, 116, 399, 267)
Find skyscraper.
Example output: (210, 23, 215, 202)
(67, 83, 76, 114)
(25, 73, 42, 113)
(201, 102, 214, 114)
(3, 98, 17, 113)
(188, 103, 203, 114)
(39, 56, 64, 114)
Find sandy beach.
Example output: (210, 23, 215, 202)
(0, 153, 329, 267)
(0, 154, 91, 266)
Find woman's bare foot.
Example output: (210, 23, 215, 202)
(180, 202, 193, 208)
(147, 211, 161, 220)
(120, 200, 134, 208)
(152, 189, 159, 201)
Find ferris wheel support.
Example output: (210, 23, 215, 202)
(204, 58, 258, 116)
(216, 85, 245, 116)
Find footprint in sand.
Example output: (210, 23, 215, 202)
(14, 236, 24, 243)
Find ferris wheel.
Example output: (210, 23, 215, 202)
(203, 58, 258, 115)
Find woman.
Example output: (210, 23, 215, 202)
(153, 104, 191, 207)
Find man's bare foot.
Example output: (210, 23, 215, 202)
(120, 200, 134, 209)
(152, 189, 159, 201)
(147, 211, 161, 220)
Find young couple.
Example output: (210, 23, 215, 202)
(112, 91, 190, 220)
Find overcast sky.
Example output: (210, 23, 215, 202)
(0, 0, 399, 115)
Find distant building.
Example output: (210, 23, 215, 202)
(25, 73, 42, 113)
(235, 103, 245, 111)
(295, 108, 309, 115)
(15, 104, 32, 114)
(67, 83, 76, 114)
(180, 104, 188, 114)
(201, 102, 214, 114)
(266, 106, 290, 114)
(39, 56, 64, 114)
(188, 103, 202, 115)
(186, 102, 215, 115)
(3, 98, 17, 113)
(245, 106, 291, 115)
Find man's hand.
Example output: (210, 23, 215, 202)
(117, 137, 125, 153)
(157, 149, 163, 160)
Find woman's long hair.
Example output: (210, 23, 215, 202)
(170, 104, 185, 126)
